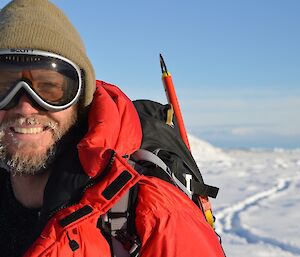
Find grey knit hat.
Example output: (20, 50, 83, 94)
(0, 0, 96, 108)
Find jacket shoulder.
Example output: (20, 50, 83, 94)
(137, 176, 201, 216)
(135, 176, 225, 257)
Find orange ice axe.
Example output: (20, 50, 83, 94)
(160, 55, 215, 228)
(160, 54, 191, 151)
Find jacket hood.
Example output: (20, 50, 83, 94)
(77, 80, 142, 178)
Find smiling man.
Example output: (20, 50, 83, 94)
(0, 60, 78, 176)
(0, 1, 225, 257)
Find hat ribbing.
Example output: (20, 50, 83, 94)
(0, 0, 95, 108)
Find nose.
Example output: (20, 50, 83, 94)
(13, 95, 40, 115)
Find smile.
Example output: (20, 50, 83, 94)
(11, 127, 45, 134)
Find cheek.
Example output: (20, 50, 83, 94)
(49, 106, 78, 129)
(0, 111, 6, 124)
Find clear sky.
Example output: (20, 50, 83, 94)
(0, 0, 299, 149)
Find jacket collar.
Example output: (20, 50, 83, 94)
(77, 80, 142, 178)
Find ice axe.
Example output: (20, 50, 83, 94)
(160, 54, 216, 228)
(160, 54, 191, 151)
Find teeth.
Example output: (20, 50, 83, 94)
(13, 127, 44, 134)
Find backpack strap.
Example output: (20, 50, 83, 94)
(109, 190, 130, 235)
(131, 149, 219, 199)
(132, 149, 192, 198)
(99, 181, 141, 257)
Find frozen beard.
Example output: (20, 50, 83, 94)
(0, 112, 77, 176)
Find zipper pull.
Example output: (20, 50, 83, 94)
(66, 231, 79, 252)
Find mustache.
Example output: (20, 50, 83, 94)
(0, 115, 58, 131)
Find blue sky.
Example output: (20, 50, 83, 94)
(1, 0, 299, 149)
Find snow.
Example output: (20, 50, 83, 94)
(188, 134, 233, 166)
(188, 134, 300, 257)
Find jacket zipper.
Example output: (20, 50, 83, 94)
(45, 151, 116, 222)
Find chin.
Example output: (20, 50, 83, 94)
(8, 138, 53, 154)
(3, 149, 55, 176)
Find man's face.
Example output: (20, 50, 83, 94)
(0, 95, 77, 176)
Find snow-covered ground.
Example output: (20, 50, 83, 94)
(189, 134, 300, 257)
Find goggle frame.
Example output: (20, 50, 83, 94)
(0, 49, 82, 112)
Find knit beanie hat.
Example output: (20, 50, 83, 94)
(0, 0, 96, 108)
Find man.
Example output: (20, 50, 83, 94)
(0, 0, 225, 256)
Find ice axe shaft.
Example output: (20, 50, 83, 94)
(160, 54, 191, 151)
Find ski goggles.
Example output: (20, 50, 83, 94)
(0, 49, 82, 111)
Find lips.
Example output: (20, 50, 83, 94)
(12, 127, 45, 134)
(5, 125, 54, 147)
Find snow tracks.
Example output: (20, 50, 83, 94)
(215, 175, 300, 256)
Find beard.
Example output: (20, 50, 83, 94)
(0, 112, 78, 176)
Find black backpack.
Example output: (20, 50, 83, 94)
(100, 100, 220, 257)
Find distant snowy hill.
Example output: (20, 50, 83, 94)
(188, 134, 232, 166)
(187, 134, 300, 257)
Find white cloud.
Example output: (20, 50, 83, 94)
(231, 127, 257, 136)
(230, 126, 300, 137)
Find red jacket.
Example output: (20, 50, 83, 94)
(24, 81, 225, 257)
